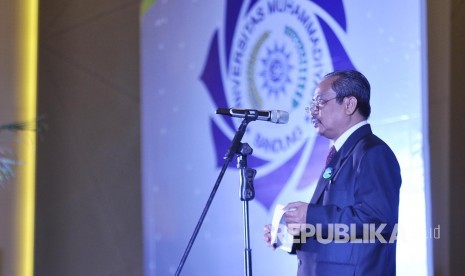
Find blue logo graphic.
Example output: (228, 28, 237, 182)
(201, 0, 355, 210)
(260, 43, 293, 98)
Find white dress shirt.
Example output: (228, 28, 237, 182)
(333, 120, 368, 151)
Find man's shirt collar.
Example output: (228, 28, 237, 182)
(333, 120, 368, 151)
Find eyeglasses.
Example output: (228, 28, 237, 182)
(305, 97, 337, 113)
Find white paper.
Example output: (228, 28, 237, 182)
(270, 204, 294, 252)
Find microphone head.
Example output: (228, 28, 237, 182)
(270, 110, 289, 124)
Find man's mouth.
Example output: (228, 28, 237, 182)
(311, 117, 321, 127)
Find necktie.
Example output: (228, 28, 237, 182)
(325, 146, 337, 167)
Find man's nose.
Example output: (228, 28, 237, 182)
(311, 106, 319, 115)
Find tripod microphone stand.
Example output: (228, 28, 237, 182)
(175, 115, 257, 276)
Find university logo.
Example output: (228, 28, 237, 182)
(202, 0, 355, 210)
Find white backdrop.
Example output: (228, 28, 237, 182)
(141, 0, 428, 275)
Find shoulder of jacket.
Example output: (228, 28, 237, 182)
(352, 134, 393, 164)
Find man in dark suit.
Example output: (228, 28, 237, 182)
(264, 70, 401, 275)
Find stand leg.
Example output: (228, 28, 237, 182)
(174, 160, 231, 276)
(174, 118, 256, 276)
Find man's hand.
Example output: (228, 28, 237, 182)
(263, 224, 276, 250)
(283, 201, 309, 236)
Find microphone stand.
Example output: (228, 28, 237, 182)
(175, 114, 257, 276)
(238, 142, 256, 276)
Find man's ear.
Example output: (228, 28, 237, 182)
(345, 96, 358, 115)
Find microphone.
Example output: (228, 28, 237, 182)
(216, 108, 289, 124)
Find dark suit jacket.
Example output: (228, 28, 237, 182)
(296, 124, 401, 276)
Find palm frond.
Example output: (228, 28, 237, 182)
(0, 157, 18, 187)
(0, 117, 46, 133)
(0, 117, 45, 186)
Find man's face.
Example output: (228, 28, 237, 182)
(310, 77, 349, 140)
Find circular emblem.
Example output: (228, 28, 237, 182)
(226, 1, 332, 162)
(202, 0, 355, 209)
